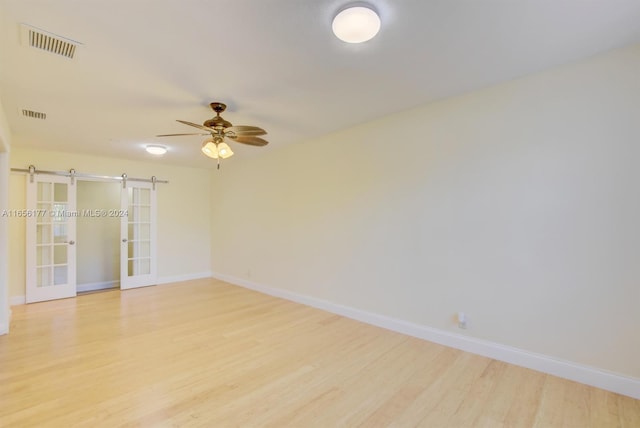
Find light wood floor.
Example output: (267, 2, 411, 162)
(1, 279, 638, 427)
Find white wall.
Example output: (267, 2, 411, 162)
(76, 180, 121, 287)
(0, 103, 9, 153)
(9, 147, 213, 301)
(211, 44, 640, 379)
(0, 98, 11, 334)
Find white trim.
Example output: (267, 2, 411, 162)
(10, 272, 213, 305)
(212, 272, 640, 400)
(0, 305, 8, 334)
(156, 271, 212, 285)
(77, 280, 119, 293)
(10, 296, 26, 306)
(0, 152, 9, 335)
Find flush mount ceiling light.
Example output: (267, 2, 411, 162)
(332, 5, 381, 43)
(145, 144, 167, 155)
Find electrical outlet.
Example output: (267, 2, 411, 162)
(457, 312, 467, 329)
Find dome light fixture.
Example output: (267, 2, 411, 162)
(332, 5, 381, 43)
(145, 144, 167, 155)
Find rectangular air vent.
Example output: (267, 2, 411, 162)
(22, 109, 47, 120)
(20, 24, 82, 59)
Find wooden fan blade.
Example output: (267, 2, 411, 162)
(229, 135, 269, 147)
(225, 125, 267, 136)
(156, 133, 208, 137)
(176, 120, 215, 133)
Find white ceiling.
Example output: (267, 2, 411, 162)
(1, 0, 639, 168)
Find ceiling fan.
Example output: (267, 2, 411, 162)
(157, 102, 269, 168)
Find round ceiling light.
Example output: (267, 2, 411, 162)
(145, 144, 167, 155)
(332, 6, 381, 43)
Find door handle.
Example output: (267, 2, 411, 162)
(68, 240, 75, 245)
(122, 238, 128, 243)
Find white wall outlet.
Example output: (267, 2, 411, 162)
(457, 311, 467, 329)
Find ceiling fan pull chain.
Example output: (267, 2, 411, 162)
(217, 158, 220, 170)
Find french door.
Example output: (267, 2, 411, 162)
(26, 176, 158, 302)
(26, 175, 77, 303)
(120, 181, 157, 289)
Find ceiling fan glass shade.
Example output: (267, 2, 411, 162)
(332, 6, 381, 43)
(201, 140, 219, 159)
(201, 139, 233, 159)
(217, 142, 233, 159)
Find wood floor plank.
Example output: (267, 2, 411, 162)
(496, 365, 546, 428)
(0, 278, 638, 427)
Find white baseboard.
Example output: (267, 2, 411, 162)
(157, 271, 213, 285)
(10, 295, 25, 306)
(212, 272, 640, 400)
(0, 292, 8, 334)
(77, 280, 119, 293)
(10, 272, 213, 305)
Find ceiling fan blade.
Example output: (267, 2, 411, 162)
(228, 135, 269, 147)
(176, 120, 215, 133)
(156, 132, 208, 137)
(225, 125, 267, 136)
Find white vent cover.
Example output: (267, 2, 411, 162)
(20, 24, 82, 59)
(22, 109, 47, 120)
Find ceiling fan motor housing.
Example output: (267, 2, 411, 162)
(204, 117, 232, 129)
(205, 102, 232, 129)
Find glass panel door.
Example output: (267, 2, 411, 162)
(26, 175, 76, 303)
(120, 181, 157, 289)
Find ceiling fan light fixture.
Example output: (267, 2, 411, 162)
(332, 5, 381, 43)
(158, 102, 268, 167)
(202, 139, 219, 159)
(145, 144, 167, 155)
(217, 142, 234, 159)
(202, 139, 234, 160)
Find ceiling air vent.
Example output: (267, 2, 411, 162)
(20, 24, 82, 59)
(22, 109, 47, 120)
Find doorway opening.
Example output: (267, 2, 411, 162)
(76, 180, 121, 293)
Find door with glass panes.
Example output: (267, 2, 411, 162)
(120, 181, 157, 289)
(26, 175, 77, 303)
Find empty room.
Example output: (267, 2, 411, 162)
(0, 1, 639, 426)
